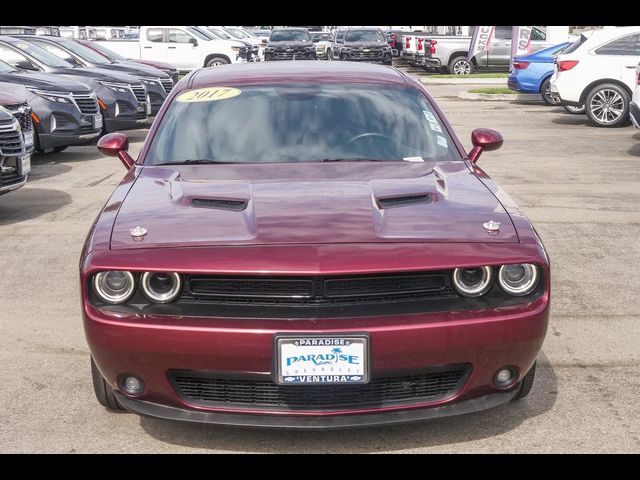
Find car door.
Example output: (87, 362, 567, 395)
(164, 28, 200, 69)
(141, 27, 168, 62)
(488, 26, 512, 67)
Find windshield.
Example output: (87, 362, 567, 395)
(225, 28, 247, 39)
(53, 39, 112, 64)
(270, 30, 310, 43)
(84, 41, 126, 61)
(208, 28, 233, 39)
(345, 30, 386, 43)
(5, 41, 73, 68)
(0, 59, 16, 73)
(145, 83, 460, 165)
(188, 27, 215, 40)
(311, 32, 332, 42)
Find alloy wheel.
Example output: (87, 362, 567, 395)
(589, 89, 625, 124)
(453, 60, 471, 75)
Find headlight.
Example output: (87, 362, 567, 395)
(231, 46, 243, 52)
(93, 271, 135, 304)
(264, 47, 274, 52)
(498, 264, 539, 296)
(96, 81, 130, 93)
(26, 87, 71, 103)
(140, 272, 182, 303)
(139, 77, 160, 86)
(452, 266, 493, 297)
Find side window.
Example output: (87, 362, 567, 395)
(495, 26, 512, 40)
(147, 28, 164, 43)
(337, 30, 346, 41)
(168, 29, 192, 44)
(595, 34, 639, 55)
(531, 27, 546, 41)
(0, 45, 35, 68)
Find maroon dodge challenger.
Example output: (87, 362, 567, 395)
(81, 62, 550, 428)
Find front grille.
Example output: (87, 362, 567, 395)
(184, 271, 453, 306)
(6, 103, 32, 132)
(72, 93, 99, 114)
(0, 123, 24, 156)
(169, 366, 470, 411)
(160, 78, 173, 94)
(130, 84, 147, 103)
(0, 171, 25, 188)
(351, 49, 384, 58)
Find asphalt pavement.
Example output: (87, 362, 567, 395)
(1, 64, 639, 453)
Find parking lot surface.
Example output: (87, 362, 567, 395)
(1, 65, 639, 453)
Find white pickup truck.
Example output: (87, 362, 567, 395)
(95, 26, 243, 73)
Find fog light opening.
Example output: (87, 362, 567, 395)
(494, 367, 518, 388)
(120, 375, 144, 396)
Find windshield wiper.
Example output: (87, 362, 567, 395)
(158, 159, 234, 166)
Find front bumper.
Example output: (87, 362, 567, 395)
(114, 387, 521, 429)
(341, 53, 392, 64)
(630, 101, 640, 129)
(98, 87, 149, 133)
(86, 292, 549, 425)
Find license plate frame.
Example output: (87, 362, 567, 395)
(23, 130, 34, 149)
(274, 333, 370, 386)
(92, 114, 103, 130)
(18, 155, 31, 175)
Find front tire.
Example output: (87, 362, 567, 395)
(448, 55, 473, 75)
(585, 83, 631, 128)
(512, 361, 537, 400)
(540, 77, 560, 105)
(91, 357, 125, 411)
(205, 56, 230, 68)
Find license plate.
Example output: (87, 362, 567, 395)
(275, 335, 369, 385)
(92, 114, 103, 129)
(23, 130, 33, 148)
(145, 102, 151, 115)
(19, 155, 31, 175)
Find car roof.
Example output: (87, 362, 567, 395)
(188, 61, 407, 89)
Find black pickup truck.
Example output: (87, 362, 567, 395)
(338, 28, 393, 65)
(263, 28, 316, 61)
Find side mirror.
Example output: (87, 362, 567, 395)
(261, 38, 268, 44)
(97, 132, 134, 170)
(468, 128, 503, 163)
(14, 60, 38, 71)
(189, 37, 198, 47)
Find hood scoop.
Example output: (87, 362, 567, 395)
(191, 198, 248, 212)
(376, 193, 432, 209)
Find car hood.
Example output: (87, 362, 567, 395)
(268, 42, 313, 49)
(51, 66, 139, 83)
(0, 87, 26, 104)
(92, 61, 170, 79)
(111, 162, 518, 250)
(129, 58, 178, 72)
(0, 71, 92, 93)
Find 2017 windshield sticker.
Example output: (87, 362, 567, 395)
(176, 87, 242, 103)
(16, 43, 30, 50)
(423, 110, 443, 133)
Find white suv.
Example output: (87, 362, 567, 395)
(551, 27, 640, 127)
(631, 62, 640, 128)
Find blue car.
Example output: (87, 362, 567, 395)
(508, 42, 570, 105)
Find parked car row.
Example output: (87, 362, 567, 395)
(262, 27, 393, 64)
(509, 27, 640, 130)
(400, 26, 554, 74)
(0, 31, 180, 196)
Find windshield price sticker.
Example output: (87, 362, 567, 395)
(176, 87, 242, 103)
(423, 110, 443, 133)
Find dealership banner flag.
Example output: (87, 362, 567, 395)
(468, 26, 495, 61)
(511, 26, 533, 69)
